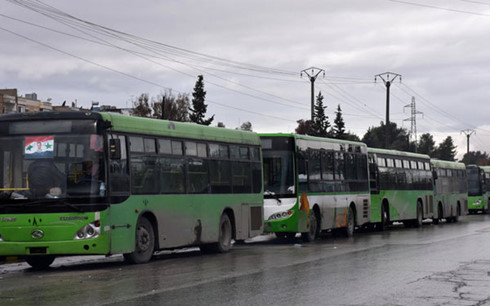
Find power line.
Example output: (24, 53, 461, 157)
(388, 0, 490, 17)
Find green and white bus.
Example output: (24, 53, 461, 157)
(431, 159, 467, 223)
(466, 165, 490, 214)
(0, 112, 263, 269)
(261, 134, 370, 241)
(368, 148, 433, 229)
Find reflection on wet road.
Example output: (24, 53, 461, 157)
(2, 215, 490, 305)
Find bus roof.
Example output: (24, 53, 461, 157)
(367, 147, 430, 160)
(479, 166, 490, 173)
(259, 133, 367, 147)
(100, 112, 260, 145)
(430, 159, 466, 170)
(0, 111, 260, 145)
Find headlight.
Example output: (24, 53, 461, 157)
(74, 222, 101, 240)
(268, 210, 294, 221)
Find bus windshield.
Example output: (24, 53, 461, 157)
(467, 167, 482, 196)
(262, 150, 295, 197)
(0, 134, 106, 202)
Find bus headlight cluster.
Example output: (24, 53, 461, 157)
(268, 210, 294, 221)
(74, 221, 101, 240)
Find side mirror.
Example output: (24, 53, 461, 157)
(109, 139, 121, 160)
(432, 170, 438, 180)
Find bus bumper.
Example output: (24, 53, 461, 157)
(0, 235, 110, 257)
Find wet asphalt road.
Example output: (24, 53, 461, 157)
(1, 215, 490, 306)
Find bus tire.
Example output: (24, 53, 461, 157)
(342, 206, 355, 237)
(302, 210, 319, 242)
(451, 203, 462, 223)
(201, 213, 233, 253)
(378, 203, 389, 231)
(25, 255, 55, 270)
(414, 202, 423, 228)
(433, 203, 443, 225)
(275, 232, 296, 241)
(124, 217, 155, 264)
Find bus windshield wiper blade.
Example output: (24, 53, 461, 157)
(264, 190, 282, 203)
(57, 201, 83, 212)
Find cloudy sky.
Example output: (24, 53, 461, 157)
(2, 0, 490, 158)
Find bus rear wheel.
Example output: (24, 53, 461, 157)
(25, 255, 55, 270)
(124, 217, 155, 264)
(201, 213, 233, 253)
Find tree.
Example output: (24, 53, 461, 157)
(342, 132, 361, 142)
(131, 93, 152, 118)
(238, 121, 253, 131)
(417, 133, 436, 156)
(295, 119, 311, 135)
(308, 91, 330, 137)
(362, 122, 410, 151)
(433, 136, 457, 161)
(189, 75, 214, 125)
(332, 104, 346, 139)
(461, 151, 490, 165)
(152, 90, 190, 122)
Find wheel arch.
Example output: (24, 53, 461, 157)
(349, 202, 357, 225)
(382, 198, 390, 220)
(312, 203, 321, 229)
(417, 198, 424, 218)
(438, 201, 444, 218)
(138, 210, 159, 250)
(222, 207, 236, 240)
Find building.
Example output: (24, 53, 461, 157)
(0, 89, 53, 114)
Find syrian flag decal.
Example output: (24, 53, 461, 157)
(25, 136, 55, 159)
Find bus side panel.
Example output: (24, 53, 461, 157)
(107, 202, 138, 254)
(370, 194, 382, 223)
(376, 190, 431, 222)
(308, 193, 370, 230)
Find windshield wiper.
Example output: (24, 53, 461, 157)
(57, 201, 83, 212)
(264, 190, 282, 204)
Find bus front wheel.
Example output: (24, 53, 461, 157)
(301, 210, 319, 242)
(124, 217, 155, 264)
(414, 202, 423, 228)
(25, 255, 55, 270)
(378, 204, 389, 231)
(341, 207, 355, 237)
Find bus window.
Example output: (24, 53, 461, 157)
(187, 158, 209, 193)
(197, 143, 207, 158)
(144, 138, 156, 153)
(185, 141, 198, 156)
(129, 136, 144, 153)
(158, 139, 172, 155)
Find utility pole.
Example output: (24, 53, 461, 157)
(403, 96, 423, 150)
(301, 67, 325, 121)
(375, 72, 402, 148)
(461, 129, 475, 155)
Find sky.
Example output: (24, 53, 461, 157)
(2, 0, 490, 159)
